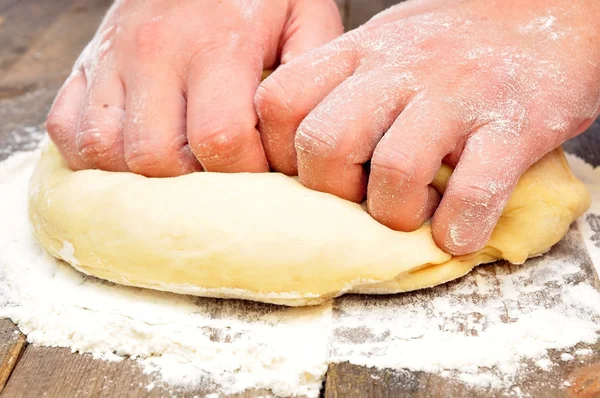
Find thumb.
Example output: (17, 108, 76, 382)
(280, 0, 344, 64)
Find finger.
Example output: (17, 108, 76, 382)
(295, 70, 415, 202)
(280, 0, 344, 64)
(123, 68, 201, 177)
(187, 52, 268, 173)
(367, 94, 469, 231)
(432, 122, 541, 255)
(76, 73, 128, 171)
(45, 72, 88, 170)
(255, 40, 358, 174)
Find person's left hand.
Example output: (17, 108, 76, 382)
(255, 0, 600, 255)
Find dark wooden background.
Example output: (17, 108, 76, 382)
(0, 1, 599, 397)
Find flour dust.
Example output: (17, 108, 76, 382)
(0, 147, 331, 398)
(0, 139, 599, 397)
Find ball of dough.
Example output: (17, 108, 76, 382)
(28, 143, 589, 305)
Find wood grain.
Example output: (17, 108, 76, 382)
(0, 0, 599, 397)
(2, 346, 274, 398)
(346, 0, 398, 30)
(325, 226, 600, 397)
(0, 0, 110, 159)
(0, 320, 26, 394)
(1, 0, 111, 90)
(334, 0, 349, 28)
(0, 0, 75, 75)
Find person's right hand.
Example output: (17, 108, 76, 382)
(46, 0, 342, 176)
(255, 0, 600, 255)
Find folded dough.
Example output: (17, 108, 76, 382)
(28, 143, 590, 305)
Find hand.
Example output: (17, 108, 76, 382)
(46, 0, 342, 176)
(256, 0, 600, 255)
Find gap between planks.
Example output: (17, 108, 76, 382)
(0, 320, 26, 394)
(0, 0, 599, 396)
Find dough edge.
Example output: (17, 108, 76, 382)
(28, 143, 590, 306)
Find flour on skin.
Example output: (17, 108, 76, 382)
(0, 139, 599, 396)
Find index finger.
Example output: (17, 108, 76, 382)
(255, 40, 358, 174)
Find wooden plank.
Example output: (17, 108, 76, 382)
(0, 0, 242, 395)
(0, 1, 305, 396)
(0, 0, 82, 393)
(0, 0, 20, 14)
(325, 226, 600, 398)
(347, 0, 384, 30)
(0, 0, 110, 159)
(568, 362, 600, 398)
(346, 0, 398, 30)
(0, 0, 111, 90)
(0, 320, 26, 394)
(2, 346, 273, 398)
(325, 362, 493, 398)
(0, 0, 598, 397)
(0, 0, 75, 74)
(334, 0, 349, 30)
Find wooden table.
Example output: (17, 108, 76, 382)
(1, 1, 599, 397)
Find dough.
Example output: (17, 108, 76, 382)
(28, 143, 590, 306)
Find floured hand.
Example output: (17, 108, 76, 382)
(256, 0, 600, 255)
(46, 0, 342, 176)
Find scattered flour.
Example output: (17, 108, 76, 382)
(0, 146, 332, 397)
(560, 353, 574, 361)
(57, 241, 80, 266)
(329, 230, 600, 390)
(575, 348, 593, 357)
(0, 139, 599, 396)
(0, 126, 45, 158)
(535, 358, 553, 371)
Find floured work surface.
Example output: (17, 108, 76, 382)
(26, 142, 589, 306)
(1, 150, 600, 397)
(2, 107, 600, 398)
(1, 0, 600, 397)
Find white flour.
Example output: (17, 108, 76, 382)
(0, 141, 599, 397)
(0, 148, 332, 397)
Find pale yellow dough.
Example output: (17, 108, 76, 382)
(28, 143, 590, 306)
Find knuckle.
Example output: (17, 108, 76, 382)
(125, 140, 173, 175)
(295, 116, 344, 159)
(187, 36, 229, 63)
(126, 148, 158, 172)
(45, 111, 73, 139)
(371, 146, 421, 184)
(190, 119, 254, 165)
(76, 125, 120, 163)
(453, 182, 499, 210)
(255, 76, 294, 123)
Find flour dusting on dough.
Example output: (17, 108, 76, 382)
(0, 143, 599, 396)
(58, 241, 80, 266)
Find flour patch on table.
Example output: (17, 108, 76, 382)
(0, 148, 332, 397)
(0, 146, 599, 397)
(0, 124, 45, 160)
(329, 231, 600, 391)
